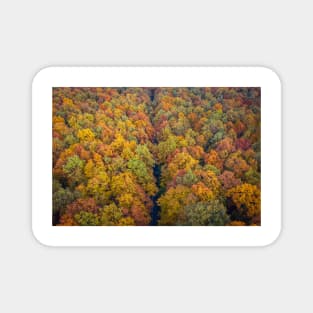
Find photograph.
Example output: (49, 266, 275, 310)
(53, 87, 261, 226)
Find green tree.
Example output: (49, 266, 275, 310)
(185, 200, 230, 226)
(62, 155, 85, 185)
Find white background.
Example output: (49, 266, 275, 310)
(0, 0, 311, 312)
(33, 67, 281, 247)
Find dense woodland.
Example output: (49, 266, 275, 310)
(53, 87, 261, 226)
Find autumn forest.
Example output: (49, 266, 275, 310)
(53, 87, 261, 226)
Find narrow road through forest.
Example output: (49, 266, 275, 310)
(150, 164, 162, 225)
(148, 88, 162, 225)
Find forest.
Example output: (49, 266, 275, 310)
(53, 87, 261, 226)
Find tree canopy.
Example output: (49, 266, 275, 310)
(53, 87, 261, 226)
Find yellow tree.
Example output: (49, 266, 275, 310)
(227, 183, 261, 225)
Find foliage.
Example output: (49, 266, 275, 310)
(185, 200, 230, 226)
(227, 183, 261, 224)
(53, 87, 261, 226)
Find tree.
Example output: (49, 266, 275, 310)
(111, 172, 137, 196)
(59, 198, 99, 226)
(77, 128, 95, 142)
(218, 170, 241, 190)
(157, 135, 177, 163)
(127, 158, 149, 185)
(191, 182, 214, 201)
(74, 211, 99, 226)
(225, 151, 249, 177)
(205, 150, 223, 170)
(227, 183, 261, 224)
(158, 185, 192, 225)
(85, 171, 111, 205)
(216, 137, 235, 159)
(176, 169, 198, 187)
(167, 151, 198, 178)
(135, 144, 155, 167)
(99, 203, 123, 226)
(53, 180, 80, 217)
(185, 200, 230, 226)
(62, 155, 85, 186)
